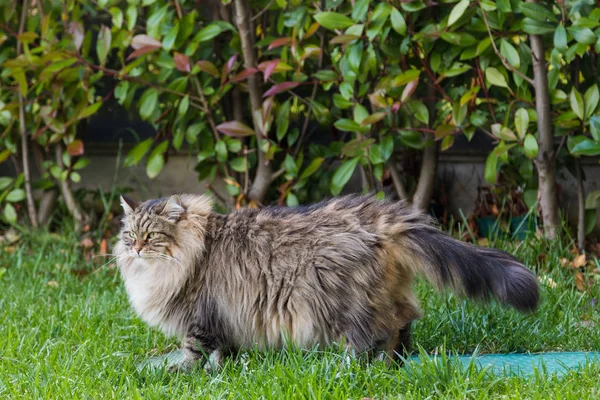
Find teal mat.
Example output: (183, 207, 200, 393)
(409, 352, 600, 377)
(138, 350, 600, 377)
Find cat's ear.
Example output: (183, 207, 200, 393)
(162, 195, 185, 223)
(120, 195, 138, 215)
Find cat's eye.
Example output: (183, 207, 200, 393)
(128, 231, 136, 239)
(147, 232, 157, 239)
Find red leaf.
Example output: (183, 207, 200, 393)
(230, 68, 259, 83)
(401, 78, 419, 102)
(196, 60, 220, 77)
(68, 22, 84, 52)
(227, 54, 238, 73)
(261, 59, 279, 83)
(126, 45, 159, 61)
(131, 34, 162, 50)
(216, 121, 256, 137)
(67, 140, 84, 156)
(263, 81, 301, 97)
(174, 53, 190, 73)
(268, 37, 292, 50)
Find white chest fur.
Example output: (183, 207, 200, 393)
(120, 258, 189, 337)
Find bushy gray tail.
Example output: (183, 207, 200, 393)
(405, 226, 540, 313)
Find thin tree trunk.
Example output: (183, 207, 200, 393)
(572, 57, 585, 252)
(411, 84, 438, 213)
(529, 19, 561, 238)
(575, 159, 586, 253)
(233, 0, 272, 204)
(55, 144, 86, 230)
(16, 0, 38, 227)
(389, 157, 409, 201)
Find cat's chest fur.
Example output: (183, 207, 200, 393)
(120, 259, 190, 337)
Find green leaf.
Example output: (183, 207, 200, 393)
(126, 6, 137, 31)
(162, 23, 179, 52)
(283, 154, 298, 176)
(0, 150, 11, 164)
(352, 0, 370, 22)
(6, 189, 25, 202)
(554, 23, 568, 53)
(313, 70, 338, 81)
(276, 100, 291, 142)
(590, 116, 600, 141)
(70, 172, 81, 183)
(568, 27, 596, 45)
(299, 157, 324, 181)
(3, 203, 16, 224)
(585, 210, 597, 235)
(570, 88, 585, 120)
(334, 119, 361, 132)
(73, 158, 90, 170)
(484, 152, 499, 184)
(109, 7, 123, 29)
(314, 12, 355, 30)
(353, 104, 369, 124)
(485, 67, 509, 89)
(331, 157, 360, 195)
(570, 136, 600, 156)
(500, 40, 520, 69)
(229, 157, 247, 173)
(520, 3, 557, 23)
(96, 25, 111, 66)
(380, 134, 394, 161)
(78, 102, 102, 120)
(523, 134, 539, 159)
(585, 190, 600, 210)
(178, 95, 189, 116)
(139, 89, 158, 121)
(584, 84, 599, 120)
(186, 123, 204, 144)
(448, 0, 469, 27)
(124, 138, 153, 166)
(369, 145, 384, 165)
(195, 22, 233, 43)
(146, 4, 168, 38)
(215, 140, 228, 162)
(390, 7, 407, 35)
(523, 18, 555, 35)
(515, 108, 529, 139)
(333, 93, 353, 109)
(409, 101, 429, 125)
(286, 193, 299, 207)
(146, 153, 165, 179)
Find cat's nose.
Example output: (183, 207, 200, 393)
(134, 241, 143, 254)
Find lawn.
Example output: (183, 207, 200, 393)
(1, 231, 600, 399)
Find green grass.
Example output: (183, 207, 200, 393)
(1, 232, 600, 399)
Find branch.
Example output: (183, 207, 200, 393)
(191, 76, 232, 179)
(388, 158, 410, 201)
(251, 0, 275, 21)
(234, 0, 272, 203)
(17, 0, 38, 228)
(55, 143, 86, 230)
(73, 54, 208, 112)
(477, 0, 535, 86)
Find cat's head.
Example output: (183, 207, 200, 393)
(116, 195, 185, 262)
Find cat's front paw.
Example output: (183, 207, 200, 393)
(203, 349, 223, 374)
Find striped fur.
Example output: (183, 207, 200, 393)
(115, 193, 539, 371)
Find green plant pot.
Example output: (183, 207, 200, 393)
(509, 215, 537, 240)
(475, 216, 500, 239)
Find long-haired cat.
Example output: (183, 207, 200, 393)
(115, 193, 539, 372)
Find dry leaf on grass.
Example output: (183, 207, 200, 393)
(572, 254, 587, 268)
(575, 273, 586, 292)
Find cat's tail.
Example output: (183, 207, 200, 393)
(394, 217, 540, 313)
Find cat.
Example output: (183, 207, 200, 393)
(115, 193, 539, 372)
